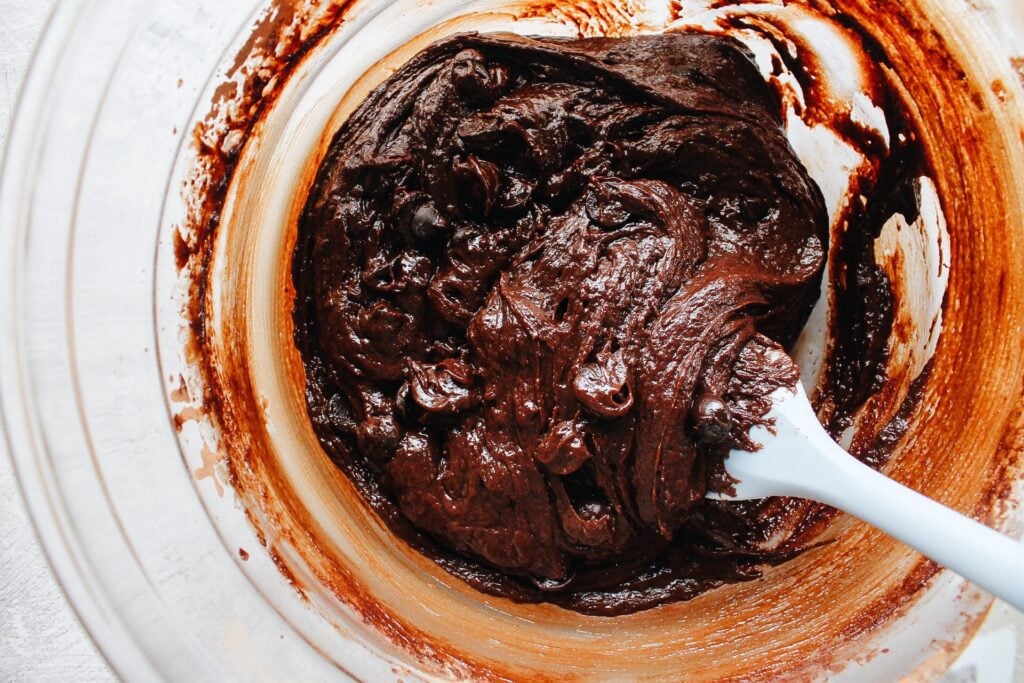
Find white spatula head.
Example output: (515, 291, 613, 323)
(708, 368, 1024, 612)
(709, 382, 830, 501)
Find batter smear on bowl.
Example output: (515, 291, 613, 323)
(293, 32, 830, 614)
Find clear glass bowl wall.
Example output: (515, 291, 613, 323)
(2, 1, 1023, 681)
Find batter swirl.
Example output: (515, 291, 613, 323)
(294, 32, 828, 614)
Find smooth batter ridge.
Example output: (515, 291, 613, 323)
(293, 32, 830, 614)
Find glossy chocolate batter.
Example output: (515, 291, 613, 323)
(293, 32, 830, 614)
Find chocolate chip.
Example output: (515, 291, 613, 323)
(409, 202, 446, 242)
(693, 394, 732, 444)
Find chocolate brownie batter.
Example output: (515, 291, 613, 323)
(293, 32, 830, 614)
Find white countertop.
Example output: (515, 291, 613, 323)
(0, 1, 1019, 681)
(0, 4, 114, 680)
(1, 3, 115, 679)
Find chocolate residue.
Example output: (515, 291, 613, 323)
(823, 96, 925, 434)
(174, 0, 1024, 677)
(1013, 56, 1024, 89)
(515, 0, 647, 37)
(992, 79, 1009, 103)
(178, 1, 352, 356)
(172, 406, 203, 432)
(293, 32, 832, 615)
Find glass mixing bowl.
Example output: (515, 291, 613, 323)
(2, 1, 1023, 680)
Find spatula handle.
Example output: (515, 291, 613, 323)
(789, 435, 1024, 612)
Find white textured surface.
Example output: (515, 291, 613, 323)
(0, 1, 115, 680)
(0, 1, 1019, 681)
